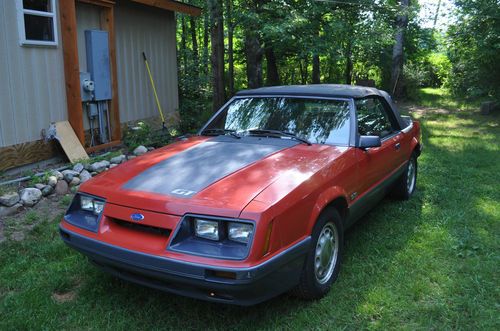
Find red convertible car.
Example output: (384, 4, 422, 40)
(60, 85, 421, 305)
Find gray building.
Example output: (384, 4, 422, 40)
(0, 0, 200, 171)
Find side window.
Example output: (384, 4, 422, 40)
(16, 0, 58, 47)
(355, 98, 396, 138)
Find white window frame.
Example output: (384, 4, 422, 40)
(16, 0, 58, 47)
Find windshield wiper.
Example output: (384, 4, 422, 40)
(200, 128, 241, 139)
(247, 129, 312, 146)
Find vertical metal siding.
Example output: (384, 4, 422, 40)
(0, 0, 67, 147)
(115, 1, 179, 124)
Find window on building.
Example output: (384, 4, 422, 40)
(17, 0, 58, 46)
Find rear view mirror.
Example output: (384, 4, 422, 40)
(358, 135, 381, 149)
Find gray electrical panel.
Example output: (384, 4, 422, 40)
(85, 30, 111, 101)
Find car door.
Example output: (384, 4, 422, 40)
(354, 97, 403, 198)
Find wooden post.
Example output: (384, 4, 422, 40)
(100, 6, 121, 141)
(60, 0, 85, 144)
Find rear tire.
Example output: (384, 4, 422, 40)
(292, 208, 343, 300)
(392, 152, 418, 200)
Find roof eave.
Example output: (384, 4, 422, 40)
(131, 0, 202, 16)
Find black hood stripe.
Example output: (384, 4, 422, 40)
(122, 137, 297, 198)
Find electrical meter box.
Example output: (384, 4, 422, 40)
(80, 72, 93, 102)
(85, 30, 111, 101)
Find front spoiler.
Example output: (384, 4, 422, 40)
(59, 225, 310, 306)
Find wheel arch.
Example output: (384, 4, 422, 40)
(308, 187, 349, 233)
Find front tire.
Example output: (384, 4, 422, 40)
(293, 208, 344, 300)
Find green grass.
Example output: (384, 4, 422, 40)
(1, 89, 499, 330)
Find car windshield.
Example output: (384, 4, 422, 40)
(202, 97, 351, 145)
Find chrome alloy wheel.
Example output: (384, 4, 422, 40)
(407, 158, 416, 194)
(314, 223, 339, 284)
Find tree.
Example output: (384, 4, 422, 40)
(208, 0, 225, 111)
(391, 0, 410, 96)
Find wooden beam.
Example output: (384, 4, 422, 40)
(0, 140, 62, 172)
(131, 0, 202, 16)
(60, 0, 85, 145)
(100, 6, 122, 141)
(85, 140, 122, 153)
(78, 0, 115, 7)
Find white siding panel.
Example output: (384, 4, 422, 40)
(0, 0, 67, 147)
(115, 1, 179, 123)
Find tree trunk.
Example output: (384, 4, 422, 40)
(312, 54, 320, 84)
(225, 0, 235, 96)
(202, 9, 209, 75)
(181, 15, 187, 76)
(208, 0, 225, 111)
(391, 0, 410, 96)
(265, 47, 280, 86)
(189, 16, 199, 79)
(344, 42, 353, 84)
(244, 31, 263, 88)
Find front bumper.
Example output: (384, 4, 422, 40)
(59, 225, 310, 306)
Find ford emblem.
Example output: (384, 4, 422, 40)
(130, 213, 144, 221)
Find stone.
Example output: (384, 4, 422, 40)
(73, 163, 84, 173)
(79, 170, 92, 183)
(0, 192, 20, 207)
(41, 185, 54, 197)
(55, 180, 69, 195)
(47, 176, 58, 187)
(0, 203, 23, 217)
(70, 185, 80, 194)
(90, 172, 98, 176)
(127, 155, 136, 160)
(20, 188, 42, 207)
(147, 147, 155, 151)
(110, 155, 126, 164)
(133, 145, 148, 156)
(62, 169, 80, 177)
(35, 183, 46, 190)
(90, 161, 110, 173)
(63, 172, 74, 183)
(110, 164, 117, 169)
(52, 170, 63, 180)
(70, 177, 80, 186)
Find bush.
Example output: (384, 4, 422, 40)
(123, 122, 172, 150)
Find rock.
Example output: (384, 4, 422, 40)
(133, 145, 148, 156)
(41, 185, 54, 197)
(0, 192, 20, 207)
(110, 155, 126, 164)
(147, 147, 155, 151)
(35, 183, 46, 190)
(73, 163, 84, 173)
(110, 164, 117, 169)
(90, 160, 110, 173)
(62, 169, 80, 177)
(47, 176, 58, 187)
(20, 188, 42, 207)
(70, 177, 80, 186)
(70, 185, 80, 193)
(55, 180, 69, 195)
(90, 172, 98, 176)
(0, 203, 23, 217)
(52, 170, 63, 180)
(127, 155, 136, 160)
(63, 172, 74, 183)
(84, 163, 93, 171)
(80, 170, 92, 183)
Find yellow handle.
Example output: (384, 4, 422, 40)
(144, 59, 165, 124)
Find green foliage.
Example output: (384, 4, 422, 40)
(123, 122, 172, 150)
(447, 0, 500, 100)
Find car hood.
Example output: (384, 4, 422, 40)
(80, 136, 340, 218)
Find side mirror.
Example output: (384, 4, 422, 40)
(358, 135, 381, 149)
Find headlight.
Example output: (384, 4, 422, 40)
(64, 193, 105, 232)
(228, 222, 253, 243)
(194, 219, 219, 241)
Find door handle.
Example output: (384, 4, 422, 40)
(395, 143, 401, 150)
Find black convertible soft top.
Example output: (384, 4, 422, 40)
(235, 84, 407, 130)
(236, 84, 386, 99)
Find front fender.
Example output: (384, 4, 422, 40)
(308, 186, 349, 233)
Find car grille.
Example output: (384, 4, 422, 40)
(110, 218, 171, 237)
